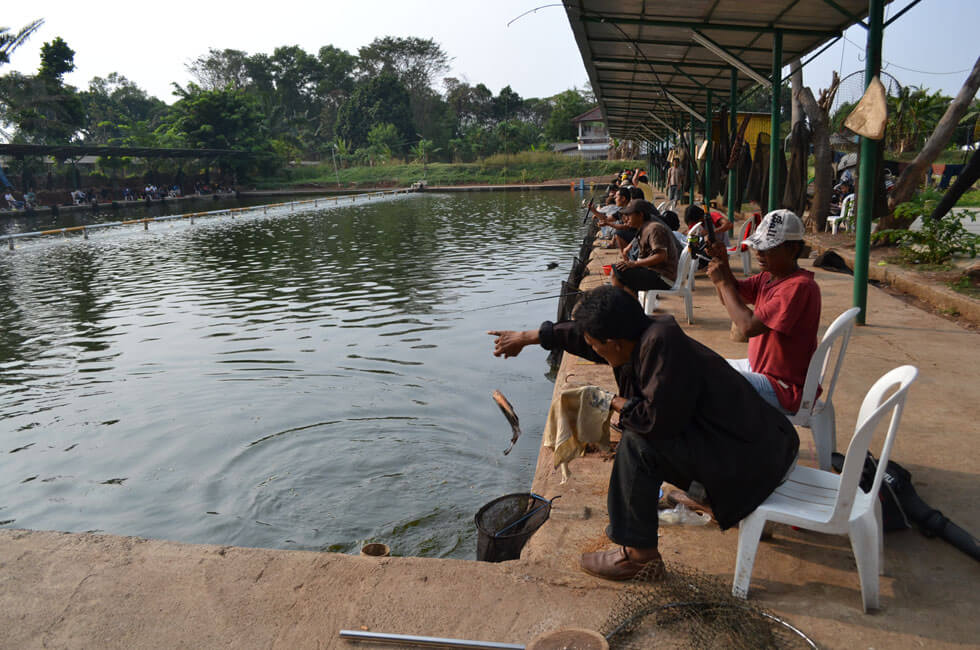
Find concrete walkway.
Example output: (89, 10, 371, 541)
(1, 204, 978, 649)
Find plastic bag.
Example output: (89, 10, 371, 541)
(658, 503, 711, 526)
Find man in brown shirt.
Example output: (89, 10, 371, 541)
(611, 200, 679, 296)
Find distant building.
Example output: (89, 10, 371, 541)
(571, 106, 610, 160)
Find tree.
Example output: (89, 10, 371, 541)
(365, 122, 400, 162)
(544, 89, 590, 141)
(186, 48, 252, 90)
(80, 73, 166, 143)
(493, 85, 523, 122)
(0, 37, 84, 144)
(334, 72, 413, 150)
(889, 55, 980, 212)
(358, 37, 450, 138)
(38, 37, 75, 80)
(163, 84, 270, 176)
(0, 18, 43, 66)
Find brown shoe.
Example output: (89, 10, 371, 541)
(580, 547, 665, 581)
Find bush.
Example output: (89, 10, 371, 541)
(875, 191, 980, 264)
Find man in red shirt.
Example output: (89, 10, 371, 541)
(706, 210, 821, 413)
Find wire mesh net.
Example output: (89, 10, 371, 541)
(599, 562, 817, 650)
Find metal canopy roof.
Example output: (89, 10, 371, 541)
(564, 0, 899, 141)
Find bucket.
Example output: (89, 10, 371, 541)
(602, 264, 612, 276)
(475, 493, 556, 562)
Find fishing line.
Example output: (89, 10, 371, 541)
(453, 290, 584, 314)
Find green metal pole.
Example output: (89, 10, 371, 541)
(689, 113, 696, 206)
(727, 68, 738, 220)
(853, 0, 884, 325)
(768, 30, 783, 212)
(705, 90, 713, 209)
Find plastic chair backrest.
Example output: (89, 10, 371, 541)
(841, 193, 856, 219)
(832, 365, 918, 522)
(797, 307, 861, 414)
(672, 247, 693, 291)
(729, 219, 753, 252)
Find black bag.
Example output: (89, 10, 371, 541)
(831, 451, 910, 532)
(832, 451, 980, 560)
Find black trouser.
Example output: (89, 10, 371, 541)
(606, 430, 694, 548)
(612, 265, 672, 292)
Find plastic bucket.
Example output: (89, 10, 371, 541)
(475, 493, 555, 562)
(602, 264, 613, 276)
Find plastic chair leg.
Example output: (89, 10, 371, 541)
(732, 512, 767, 599)
(849, 509, 881, 612)
(684, 292, 694, 324)
(741, 250, 751, 276)
(810, 406, 836, 471)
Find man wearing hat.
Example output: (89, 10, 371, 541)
(612, 199, 679, 296)
(706, 209, 821, 414)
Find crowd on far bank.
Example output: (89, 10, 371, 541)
(2, 181, 237, 212)
(490, 167, 822, 583)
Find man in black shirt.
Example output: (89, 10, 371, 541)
(489, 285, 798, 580)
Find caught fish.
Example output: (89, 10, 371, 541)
(492, 390, 522, 455)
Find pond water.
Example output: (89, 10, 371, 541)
(0, 191, 589, 558)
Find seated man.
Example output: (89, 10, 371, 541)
(590, 188, 636, 250)
(489, 285, 799, 580)
(612, 199, 678, 296)
(4, 190, 23, 210)
(684, 204, 732, 247)
(706, 209, 821, 414)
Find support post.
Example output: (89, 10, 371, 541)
(853, 0, 884, 325)
(705, 89, 713, 208)
(728, 68, 739, 220)
(689, 113, 696, 205)
(768, 30, 783, 212)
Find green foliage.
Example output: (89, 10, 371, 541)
(259, 154, 638, 189)
(886, 86, 951, 154)
(80, 73, 166, 143)
(875, 191, 980, 264)
(38, 37, 75, 80)
(335, 72, 413, 150)
(544, 89, 591, 142)
(164, 85, 272, 176)
(0, 37, 85, 144)
(0, 18, 43, 66)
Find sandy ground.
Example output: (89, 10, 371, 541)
(1, 196, 978, 649)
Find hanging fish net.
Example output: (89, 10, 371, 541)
(599, 562, 818, 649)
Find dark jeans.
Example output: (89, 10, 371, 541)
(606, 430, 694, 548)
(613, 265, 672, 292)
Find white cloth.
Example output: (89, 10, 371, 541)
(542, 385, 615, 483)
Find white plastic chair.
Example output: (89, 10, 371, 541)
(826, 193, 855, 234)
(789, 307, 861, 471)
(638, 246, 696, 324)
(727, 219, 754, 275)
(732, 365, 918, 612)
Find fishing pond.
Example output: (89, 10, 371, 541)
(0, 191, 588, 557)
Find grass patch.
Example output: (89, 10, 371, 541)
(950, 275, 980, 299)
(955, 189, 980, 207)
(254, 154, 642, 189)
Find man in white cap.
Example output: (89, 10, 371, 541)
(706, 209, 821, 414)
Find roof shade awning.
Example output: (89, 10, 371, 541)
(564, 0, 898, 141)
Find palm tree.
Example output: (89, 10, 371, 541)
(0, 19, 44, 66)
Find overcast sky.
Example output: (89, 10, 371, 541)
(3, 1, 977, 106)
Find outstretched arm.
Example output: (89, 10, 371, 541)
(488, 329, 539, 358)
